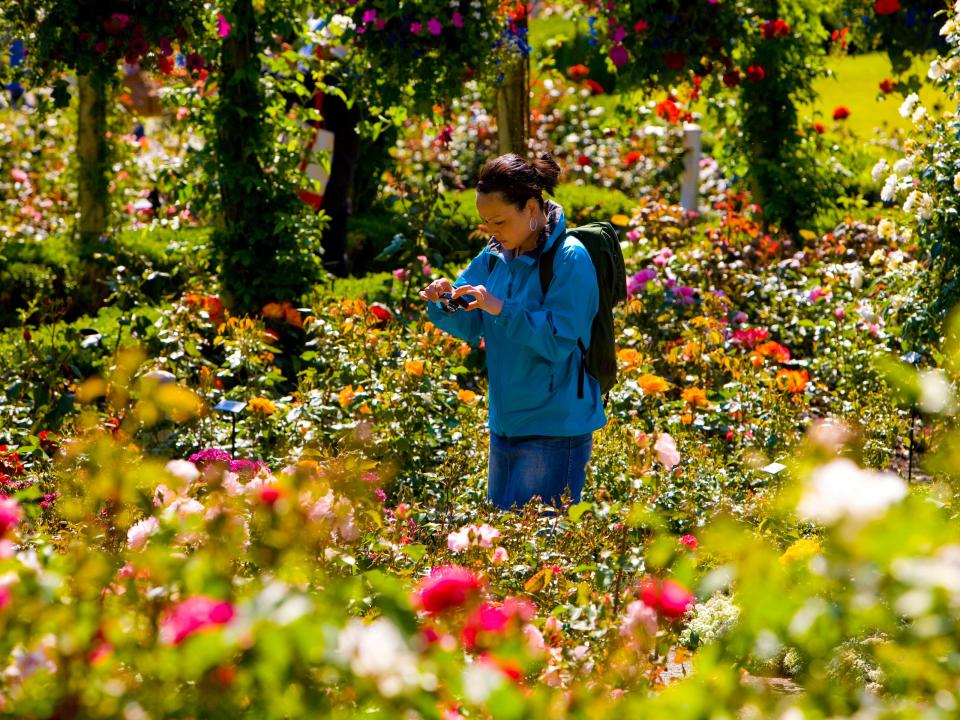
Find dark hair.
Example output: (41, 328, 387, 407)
(476, 153, 561, 210)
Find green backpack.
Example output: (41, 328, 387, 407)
(487, 221, 627, 398)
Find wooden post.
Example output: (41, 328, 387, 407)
(497, 16, 529, 156)
(77, 73, 109, 251)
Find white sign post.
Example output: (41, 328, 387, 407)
(681, 123, 701, 213)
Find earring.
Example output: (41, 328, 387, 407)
(528, 217, 537, 232)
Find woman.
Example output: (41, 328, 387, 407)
(419, 153, 606, 510)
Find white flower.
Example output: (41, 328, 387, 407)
(912, 104, 927, 123)
(871, 158, 889, 182)
(892, 156, 913, 176)
(928, 59, 945, 81)
(165, 459, 200, 485)
(892, 545, 960, 604)
(918, 369, 956, 415)
(127, 516, 159, 550)
(954, 173, 960, 191)
(899, 93, 920, 119)
(679, 593, 741, 647)
(337, 618, 424, 697)
(881, 173, 899, 202)
(797, 459, 907, 525)
(942, 19, 957, 36)
(462, 662, 504, 704)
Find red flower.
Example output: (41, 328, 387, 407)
(813, 122, 826, 134)
(679, 534, 698, 550)
(761, 19, 790, 40)
(722, 69, 741, 87)
(633, 19, 649, 32)
(369, 303, 392, 324)
(567, 64, 590, 80)
(833, 106, 850, 120)
(583, 78, 605, 95)
(623, 150, 642, 166)
(879, 78, 897, 94)
(159, 55, 175, 75)
(414, 565, 482, 614)
(754, 340, 791, 364)
(732, 327, 769, 348)
(874, 0, 901, 15)
(663, 51, 686, 70)
(746, 65, 766, 83)
(639, 576, 694, 619)
(655, 97, 682, 124)
(576, 154, 592, 167)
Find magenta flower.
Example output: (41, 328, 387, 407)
(0, 496, 23, 538)
(427, 18, 443, 35)
(217, 13, 231, 38)
(627, 268, 657, 297)
(410, 21, 422, 33)
(159, 596, 235, 646)
(612, 25, 627, 43)
(363, 8, 377, 24)
(609, 44, 629, 68)
(103, 13, 130, 35)
(452, 11, 464, 28)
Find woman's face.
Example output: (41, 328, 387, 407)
(476, 192, 540, 252)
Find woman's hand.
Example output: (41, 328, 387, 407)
(419, 278, 454, 302)
(451, 284, 503, 316)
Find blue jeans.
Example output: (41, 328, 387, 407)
(487, 432, 593, 510)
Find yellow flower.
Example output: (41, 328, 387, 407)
(457, 389, 480, 405)
(404, 359, 425, 377)
(637, 374, 672, 395)
(681, 387, 709, 408)
(610, 214, 631, 227)
(248, 397, 277, 416)
(780, 537, 822, 565)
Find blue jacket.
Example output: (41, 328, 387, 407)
(428, 201, 606, 438)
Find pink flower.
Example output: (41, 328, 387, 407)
(392, 267, 410, 281)
(362, 8, 377, 24)
(808, 287, 830, 303)
(410, 21, 422, 33)
(0, 496, 22, 538)
(427, 18, 443, 35)
(652, 247, 674, 267)
(103, 13, 130, 35)
(638, 577, 694, 619)
(679, 534, 698, 550)
(217, 14, 232, 38)
(0, 585, 10, 610)
(654, 433, 680, 470)
(159, 596, 235, 645)
(620, 599, 658, 640)
(127, 516, 159, 551)
(413, 565, 482, 614)
(461, 597, 535, 649)
(10, 168, 28, 184)
(609, 44, 629, 68)
(452, 11, 464, 28)
(447, 523, 500, 552)
(492, 546, 509, 564)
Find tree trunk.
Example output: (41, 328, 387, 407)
(77, 73, 109, 251)
(497, 20, 530, 157)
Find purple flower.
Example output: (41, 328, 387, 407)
(188, 448, 232, 468)
(427, 18, 443, 35)
(159, 37, 174, 57)
(627, 268, 657, 297)
(612, 26, 627, 43)
(609, 44, 629, 68)
(732, 311, 748, 325)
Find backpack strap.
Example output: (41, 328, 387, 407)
(540, 233, 587, 401)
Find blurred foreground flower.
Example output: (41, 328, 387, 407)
(797, 459, 907, 525)
(159, 596, 235, 646)
(414, 566, 483, 615)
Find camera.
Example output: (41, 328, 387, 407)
(439, 292, 474, 314)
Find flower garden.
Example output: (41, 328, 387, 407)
(2, 0, 960, 717)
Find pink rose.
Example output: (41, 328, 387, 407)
(159, 596, 235, 645)
(654, 433, 680, 470)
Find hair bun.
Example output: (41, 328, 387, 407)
(531, 153, 561, 194)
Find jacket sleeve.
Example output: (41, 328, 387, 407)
(425, 250, 490, 343)
(490, 241, 598, 363)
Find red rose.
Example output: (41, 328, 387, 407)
(722, 69, 741, 87)
(567, 64, 590, 80)
(832, 106, 850, 120)
(879, 78, 897, 94)
(746, 65, 765, 83)
(761, 19, 790, 40)
(583, 78, 605, 95)
(576, 154, 591, 167)
(874, 0, 901, 15)
(663, 51, 686, 70)
(623, 150, 642, 166)
(813, 122, 825, 134)
(414, 565, 482, 614)
(633, 19, 649, 32)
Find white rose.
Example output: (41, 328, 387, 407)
(892, 157, 913, 176)
(928, 59, 945, 81)
(899, 93, 920, 119)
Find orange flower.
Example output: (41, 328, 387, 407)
(754, 340, 791, 364)
(338, 385, 363, 410)
(405, 359, 425, 377)
(681, 387, 709, 408)
(262, 302, 286, 319)
(617, 348, 642, 368)
(457, 389, 480, 405)
(776, 369, 809, 394)
(248, 397, 277, 416)
(284, 305, 303, 328)
(637, 374, 672, 395)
